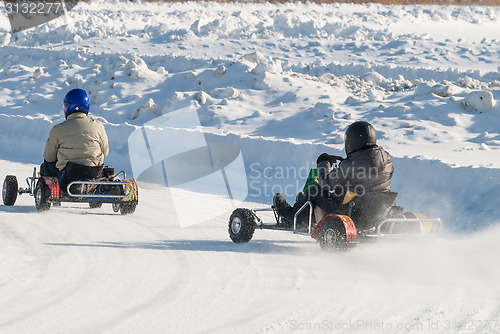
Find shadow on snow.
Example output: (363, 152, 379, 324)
(45, 239, 313, 255)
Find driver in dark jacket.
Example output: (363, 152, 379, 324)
(274, 121, 394, 227)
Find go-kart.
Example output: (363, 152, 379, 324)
(2, 163, 138, 215)
(228, 169, 442, 251)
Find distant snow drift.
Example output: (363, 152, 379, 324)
(462, 90, 496, 113)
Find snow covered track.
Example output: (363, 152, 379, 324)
(1, 160, 500, 333)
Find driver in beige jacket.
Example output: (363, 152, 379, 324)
(42, 89, 109, 176)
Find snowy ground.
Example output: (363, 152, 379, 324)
(0, 1, 500, 333)
(1, 159, 500, 334)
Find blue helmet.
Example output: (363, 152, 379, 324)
(63, 89, 89, 119)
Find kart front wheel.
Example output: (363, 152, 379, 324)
(228, 208, 255, 243)
(318, 218, 347, 251)
(2, 175, 18, 206)
(34, 180, 51, 212)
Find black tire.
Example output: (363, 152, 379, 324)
(120, 203, 136, 215)
(228, 208, 255, 243)
(112, 203, 120, 213)
(318, 218, 347, 251)
(89, 202, 103, 209)
(34, 180, 51, 212)
(2, 175, 18, 206)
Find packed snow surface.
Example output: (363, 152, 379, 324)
(0, 1, 499, 333)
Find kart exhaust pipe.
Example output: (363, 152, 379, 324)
(375, 218, 443, 236)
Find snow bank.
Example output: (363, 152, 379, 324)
(462, 90, 497, 113)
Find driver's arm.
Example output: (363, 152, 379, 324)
(43, 127, 59, 163)
(317, 153, 344, 187)
(99, 123, 109, 158)
(318, 158, 350, 192)
(317, 159, 332, 182)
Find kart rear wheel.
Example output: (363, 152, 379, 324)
(120, 203, 136, 215)
(319, 218, 347, 251)
(228, 208, 255, 243)
(89, 202, 103, 209)
(2, 175, 18, 206)
(34, 180, 51, 212)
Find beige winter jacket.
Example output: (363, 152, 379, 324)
(44, 112, 109, 171)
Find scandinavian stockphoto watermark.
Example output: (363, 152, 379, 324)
(248, 162, 316, 199)
(128, 106, 248, 228)
(248, 162, 379, 199)
(3, 0, 79, 32)
(288, 318, 499, 332)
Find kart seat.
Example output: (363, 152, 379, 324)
(350, 191, 398, 231)
(59, 162, 104, 193)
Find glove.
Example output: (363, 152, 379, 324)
(316, 153, 344, 165)
(316, 153, 332, 164)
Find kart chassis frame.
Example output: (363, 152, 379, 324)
(250, 201, 442, 238)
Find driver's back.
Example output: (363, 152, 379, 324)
(350, 192, 398, 231)
(44, 112, 109, 172)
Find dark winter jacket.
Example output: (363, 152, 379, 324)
(317, 145, 394, 194)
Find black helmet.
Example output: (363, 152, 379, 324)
(344, 121, 377, 155)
